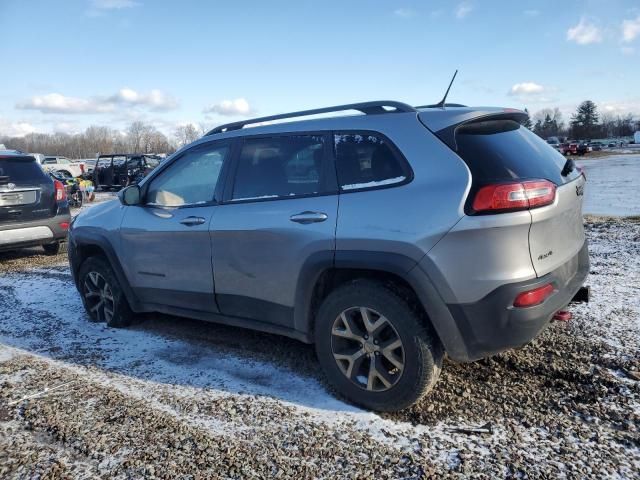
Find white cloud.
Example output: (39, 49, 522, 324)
(16, 93, 113, 114)
(0, 117, 37, 137)
(598, 98, 640, 116)
(16, 88, 178, 114)
(107, 88, 178, 111)
(621, 16, 640, 43)
(90, 0, 140, 9)
(510, 82, 545, 95)
(203, 98, 253, 117)
(508, 82, 555, 103)
(524, 9, 540, 17)
(455, 2, 473, 19)
(567, 18, 603, 45)
(394, 8, 416, 18)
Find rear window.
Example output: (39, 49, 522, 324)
(455, 120, 578, 185)
(0, 158, 48, 184)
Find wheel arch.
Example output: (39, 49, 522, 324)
(70, 230, 140, 311)
(295, 250, 467, 359)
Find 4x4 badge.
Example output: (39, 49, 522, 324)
(576, 185, 584, 196)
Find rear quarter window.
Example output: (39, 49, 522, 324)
(454, 120, 579, 185)
(334, 132, 410, 191)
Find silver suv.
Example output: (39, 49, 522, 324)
(68, 101, 589, 411)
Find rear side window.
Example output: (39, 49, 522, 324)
(0, 158, 48, 184)
(455, 120, 578, 185)
(97, 157, 112, 167)
(334, 133, 409, 191)
(231, 135, 327, 201)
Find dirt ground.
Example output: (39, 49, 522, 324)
(0, 216, 638, 479)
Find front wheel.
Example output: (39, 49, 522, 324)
(315, 280, 443, 411)
(78, 256, 134, 328)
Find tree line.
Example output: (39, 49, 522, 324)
(525, 101, 639, 141)
(0, 121, 203, 159)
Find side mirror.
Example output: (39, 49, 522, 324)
(119, 185, 141, 206)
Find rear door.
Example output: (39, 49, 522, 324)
(211, 133, 338, 329)
(119, 141, 231, 312)
(95, 156, 113, 187)
(0, 156, 56, 225)
(451, 117, 585, 277)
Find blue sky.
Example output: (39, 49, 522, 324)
(1, 0, 639, 137)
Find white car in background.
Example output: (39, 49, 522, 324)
(40, 156, 85, 178)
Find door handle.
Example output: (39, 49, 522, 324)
(289, 211, 328, 224)
(180, 216, 206, 226)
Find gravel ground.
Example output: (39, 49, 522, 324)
(0, 216, 638, 478)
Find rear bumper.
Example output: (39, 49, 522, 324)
(0, 212, 71, 251)
(445, 241, 589, 361)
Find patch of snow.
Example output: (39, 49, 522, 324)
(342, 176, 406, 191)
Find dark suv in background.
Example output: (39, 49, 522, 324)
(0, 151, 70, 255)
(93, 154, 160, 190)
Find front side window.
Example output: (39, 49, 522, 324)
(231, 135, 326, 201)
(334, 133, 408, 191)
(146, 143, 228, 207)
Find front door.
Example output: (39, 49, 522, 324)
(119, 141, 231, 312)
(212, 133, 338, 328)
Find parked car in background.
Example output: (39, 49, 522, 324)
(0, 150, 70, 255)
(41, 156, 85, 178)
(69, 101, 589, 411)
(93, 154, 161, 190)
(588, 142, 603, 151)
(75, 158, 97, 176)
(557, 143, 571, 155)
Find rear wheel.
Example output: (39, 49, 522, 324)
(78, 256, 133, 328)
(315, 280, 443, 411)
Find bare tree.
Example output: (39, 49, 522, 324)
(173, 124, 200, 148)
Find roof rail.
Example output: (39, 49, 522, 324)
(206, 100, 417, 135)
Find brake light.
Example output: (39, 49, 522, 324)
(80, 164, 85, 173)
(54, 180, 67, 202)
(513, 283, 554, 307)
(472, 180, 556, 213)
(59, 222, 70, 230)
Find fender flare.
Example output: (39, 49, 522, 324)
(293, 249, 469, 360)
(70, 229, 141, 311)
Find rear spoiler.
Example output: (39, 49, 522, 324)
(418, 108, 529, 151)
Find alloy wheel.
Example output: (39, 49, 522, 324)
(83, 271, 115, 322)
(331, 306, 405, 392)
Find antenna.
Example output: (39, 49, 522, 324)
(435, 70, 458, 109)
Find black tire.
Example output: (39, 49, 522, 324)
(315, 280, 443, 411)
(42, 241, 67, 256)
(78, 256, 134, 328)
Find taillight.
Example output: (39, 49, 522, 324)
(54, 180, 67, 202)
(472, 180, 556, 214)
(80, 164, 85, 173)
(513, 283, 554, 308)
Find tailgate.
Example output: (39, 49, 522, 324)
(0, 157, 57, 224)
(529, 174, 586, 277)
